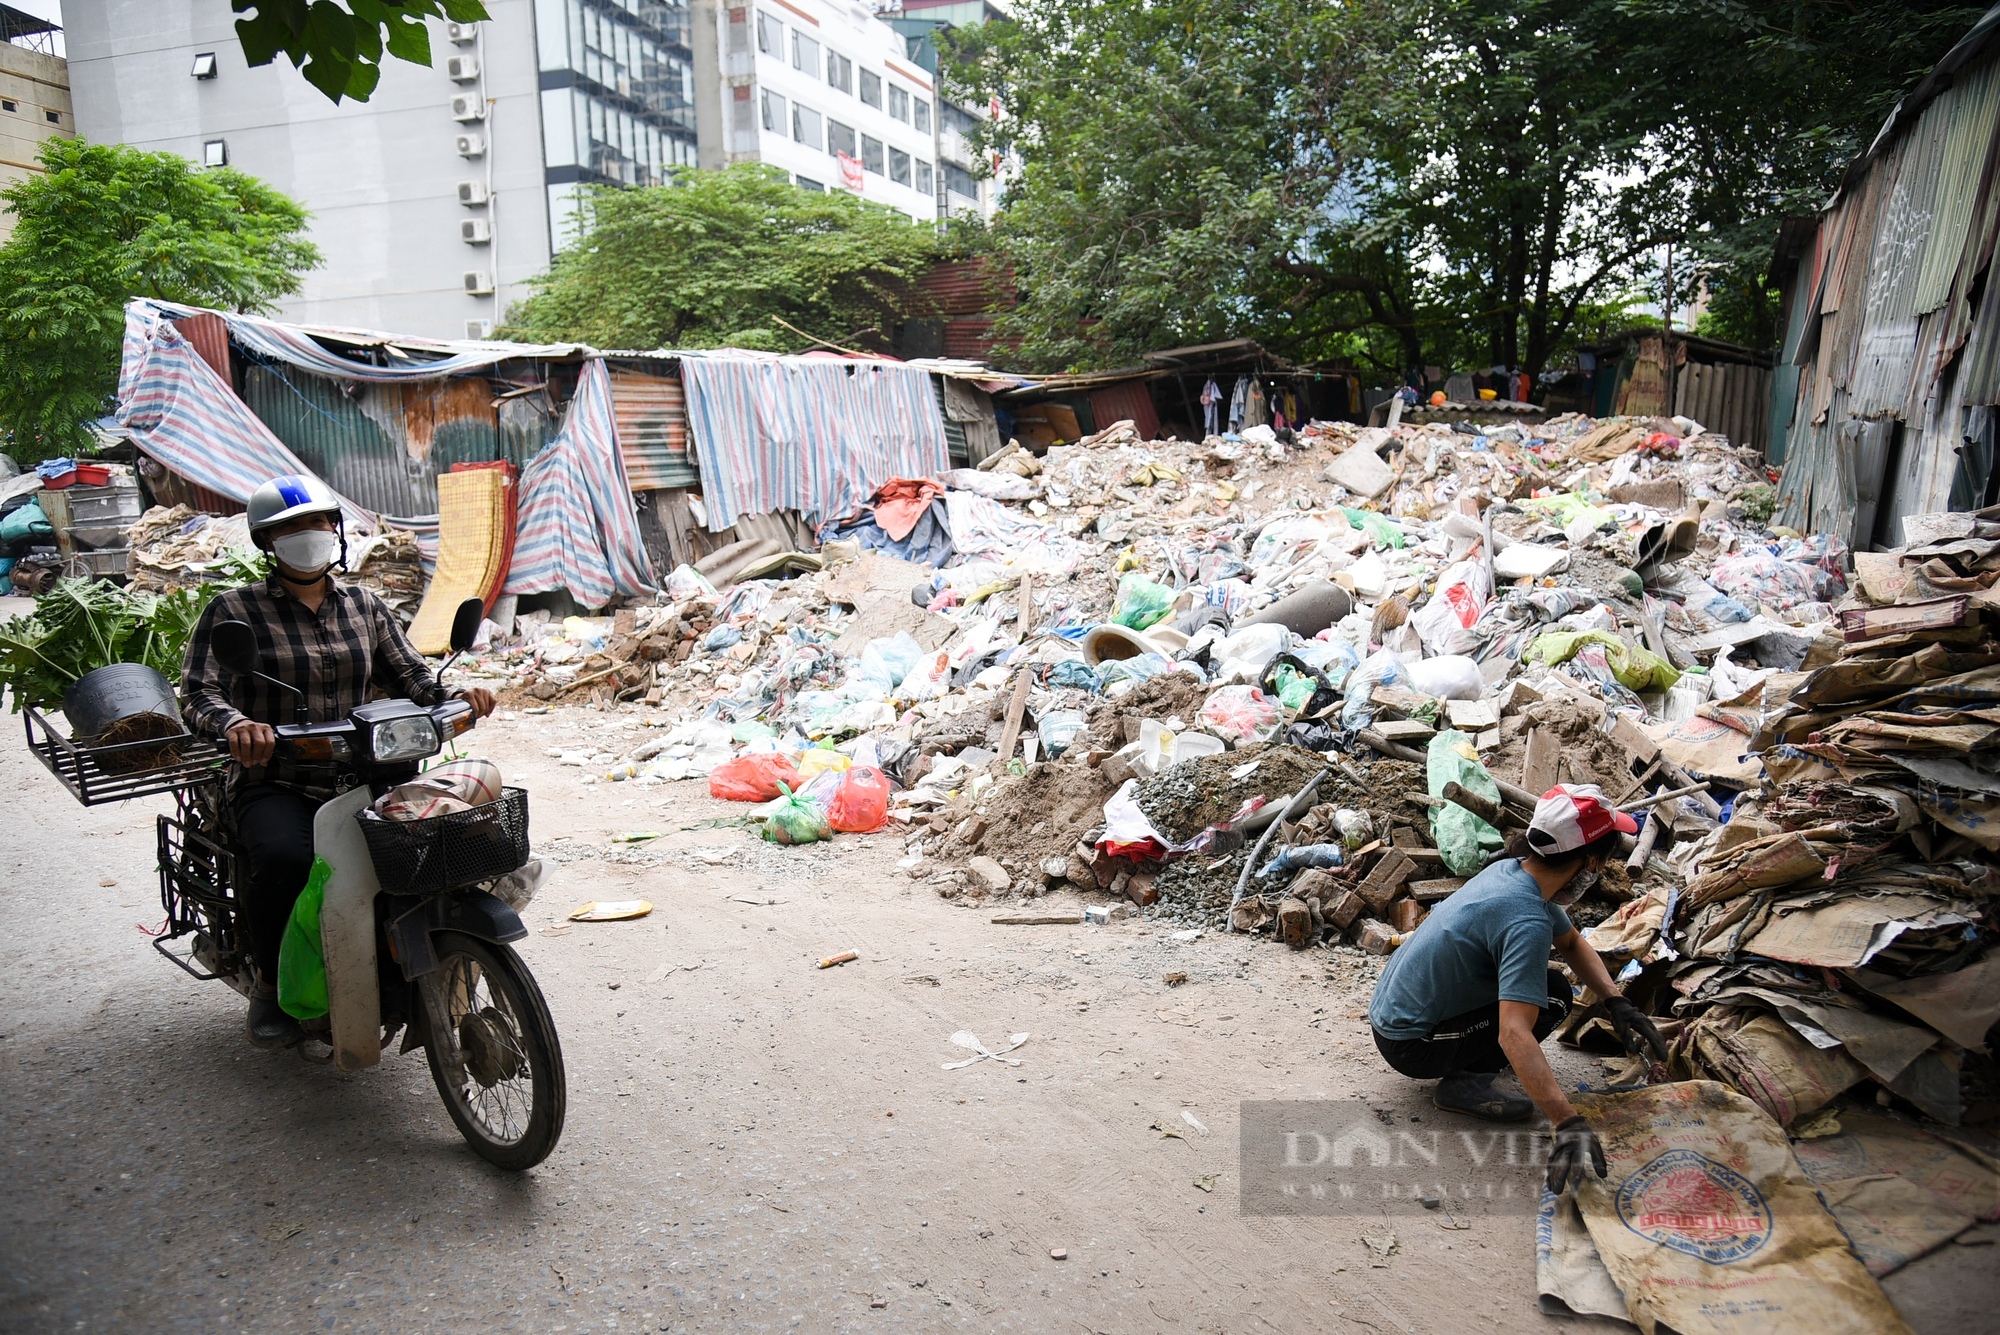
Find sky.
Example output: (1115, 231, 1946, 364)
(9, 0, 64, 55)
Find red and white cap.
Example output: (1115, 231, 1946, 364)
(1527, 783, 1639, 855)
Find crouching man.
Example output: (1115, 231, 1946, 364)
(1366, 784, 1669, 1191)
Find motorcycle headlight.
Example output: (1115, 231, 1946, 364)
(370, 714, 441, 762)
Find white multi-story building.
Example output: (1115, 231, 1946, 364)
(689, 0, 945, 223)
(60, 0, 990, 337)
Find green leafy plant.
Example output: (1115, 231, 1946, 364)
(501, 165, 940, 353)
(0, 139, 321, 462)
(0, 578, 231, 714)
(232, 0, 491, 104)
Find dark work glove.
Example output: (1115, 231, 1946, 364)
(1546, 1115, 1608, 1194)
(1603, 995, 1670, 1065)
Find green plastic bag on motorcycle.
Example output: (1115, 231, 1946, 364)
(278, 856, 333, 1020)
(759, 781, 830, 845)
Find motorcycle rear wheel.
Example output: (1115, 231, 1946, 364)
(418, 931, 566, 1170)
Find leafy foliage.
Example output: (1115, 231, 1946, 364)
(502, 166, 942, 351)
(949, 0, 1985, 371)
(232, 0, 490, 103)
(0, 579, 230, 713)
(0, 139, 321, 462)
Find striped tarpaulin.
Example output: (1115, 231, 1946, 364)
(132, 298, 584, 384)
(117, 304, 383, 535)
(678, 352, 949, 531)
(503, 359, 656, 603)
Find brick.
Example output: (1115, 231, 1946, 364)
(1354, 918, 1399, 955)
(1356, 848, 1418, 914)
(1277, 897, 1313, 949)
(1324, 889, 1364, 929)
(1389, 898, 1427, 933)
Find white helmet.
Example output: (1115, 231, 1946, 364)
(246, 474, 340, 540)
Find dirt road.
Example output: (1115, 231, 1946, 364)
(1, 704, 1990, 1333)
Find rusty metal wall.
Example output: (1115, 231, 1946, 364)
(1088, 380, 1162, 440)
(608, 364, 697, 489)
(172, 313, 231, 382)
(240, 363, 553, 519)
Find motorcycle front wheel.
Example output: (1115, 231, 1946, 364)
(417, 930, 567, 1170)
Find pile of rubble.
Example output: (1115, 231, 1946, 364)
(124, 504, 428, 620)
(443, 407, 1992, 1136)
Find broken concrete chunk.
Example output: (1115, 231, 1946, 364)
(966, 856, 1012, 892)
(1324, 443, 1397, 499)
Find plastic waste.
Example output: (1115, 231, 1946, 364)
(896, 648, 955, 702)
(665, 563, 717, 599)
(1257, 844, 1346, 878)
(1409, 559, 1490, 655)
(1404, 654, 1486, 700)
(796, 748, 851, 781)
(709, 753, 803, 802)
(277, 856, 333, 1020)
(1340, 649, 1416, 729)
(760, 781, 831, 844)
(1035, 710, 1087, 759)
(827, 766, 892, 832)
(1199, 685, 1282, 743)
(1524, 630, 1680, 692)
(1333, 808, 1376, 850)
(850, 632, 924, 700)
(1210, 622, 1292, 681)
(1426, 730, 1505, 875)
(1110, 573, 1175, 630)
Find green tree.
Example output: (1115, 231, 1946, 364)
(0, 139, 321, 462)
(501, 166, 941, 351)
(232, 0, 490, 103)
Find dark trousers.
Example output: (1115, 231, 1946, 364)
(235, 785, 319, 988)
(1373, 969, 1572, 1078)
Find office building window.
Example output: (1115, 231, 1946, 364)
(761, 88, 785, 132)
(915, 158, 933, 196)
(795, 175, 823, 192)
(826, 51, 851, 94)
(555, 0, 695, 130)
(888, 146, 910, 187)
(792, 31, 818, 77)
(792, 103, 823, 149)
(859, 68, 881, 109)
(860, 134, 884, 175)
(888, 85, 908, 122)
(913, 97, 930, 133)
(826, 119, 856, 158)
(756, 10, 781, 54)
(945, 161, 977, 199)
(202, 139, 228, 167)
(1, 100, 15, 112)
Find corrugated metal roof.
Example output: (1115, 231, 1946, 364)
(1912, 56, 2000, 312)
(609, 365, 698, 490)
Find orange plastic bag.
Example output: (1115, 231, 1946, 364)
(827, 766, 892, 833)
(708, 753, 801, 802)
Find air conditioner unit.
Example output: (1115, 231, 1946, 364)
(457, 180, 489, 205)
(445, 21, 478, 44)
(461, 218, 492, 244)
(446, 55, 480, 82)
(455, 133, 486, 158)
(450, 93, 486, 121)
(465, 318, 493, 339)
(464, 270, 494, 295)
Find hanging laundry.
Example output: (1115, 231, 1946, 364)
(1228, 377, 1250, 432)
(1243, 379, 1268, 429)
(1199, 378, 1223, 437)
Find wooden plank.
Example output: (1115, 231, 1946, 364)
(1608, 713, 1659, 766)
(994, 666, 1032, 769)
(1375, 718, 1437, 743)
(1521, 725, 1559, 795)
(991, 913, 1083, 926)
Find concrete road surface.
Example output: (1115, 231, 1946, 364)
(2, 705, 1992, 1333)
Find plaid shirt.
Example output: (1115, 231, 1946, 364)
(182, 574, 450, 798)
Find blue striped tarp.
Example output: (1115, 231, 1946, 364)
(678, 352, 950, 531)
(503, 359, 656, 603)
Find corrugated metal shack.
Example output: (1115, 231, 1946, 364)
(1583, 330, 1773, 452)
(1771, 4, 2000, 548)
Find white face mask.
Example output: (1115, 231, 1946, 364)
(272, 528, 339, 575)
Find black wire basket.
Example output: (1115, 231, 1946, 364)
(356, 787, 531, 896)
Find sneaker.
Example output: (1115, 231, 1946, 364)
(1432, 1070, 1533, 1121)
(246, 993, 304, 1049)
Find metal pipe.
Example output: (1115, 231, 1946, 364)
(1225, 768, 1329, 932)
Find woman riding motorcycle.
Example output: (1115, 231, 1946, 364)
(180, 475, 496, 1048)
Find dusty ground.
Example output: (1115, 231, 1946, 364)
(1, 698, 1993, 1333)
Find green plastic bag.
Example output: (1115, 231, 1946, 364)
(1339, 507, 1406, 550)
(1523, 629, 1681, 692)
(759, 781, 830, 845)
(1110, 573, 1174, 630)
(1272, 663, 1316, 710)
(1426, 730, 1505, 876)
(277, 855, 333, 1020)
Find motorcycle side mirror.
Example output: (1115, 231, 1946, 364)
(212, 620, 261, 676)
(449, 597, 485, 655)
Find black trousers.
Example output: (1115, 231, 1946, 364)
(235, 785, 319, 988)
(1373, 969, 1573, 1078)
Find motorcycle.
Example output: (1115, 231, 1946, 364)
(25, 597, 566, 1170)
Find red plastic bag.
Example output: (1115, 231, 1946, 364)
(708, 753, 801, 802)
(827, 766, 892, 833)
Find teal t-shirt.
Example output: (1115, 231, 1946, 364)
(1367, 858, 1574, 1040)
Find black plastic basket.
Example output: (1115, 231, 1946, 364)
(356, 786, 530, 896)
